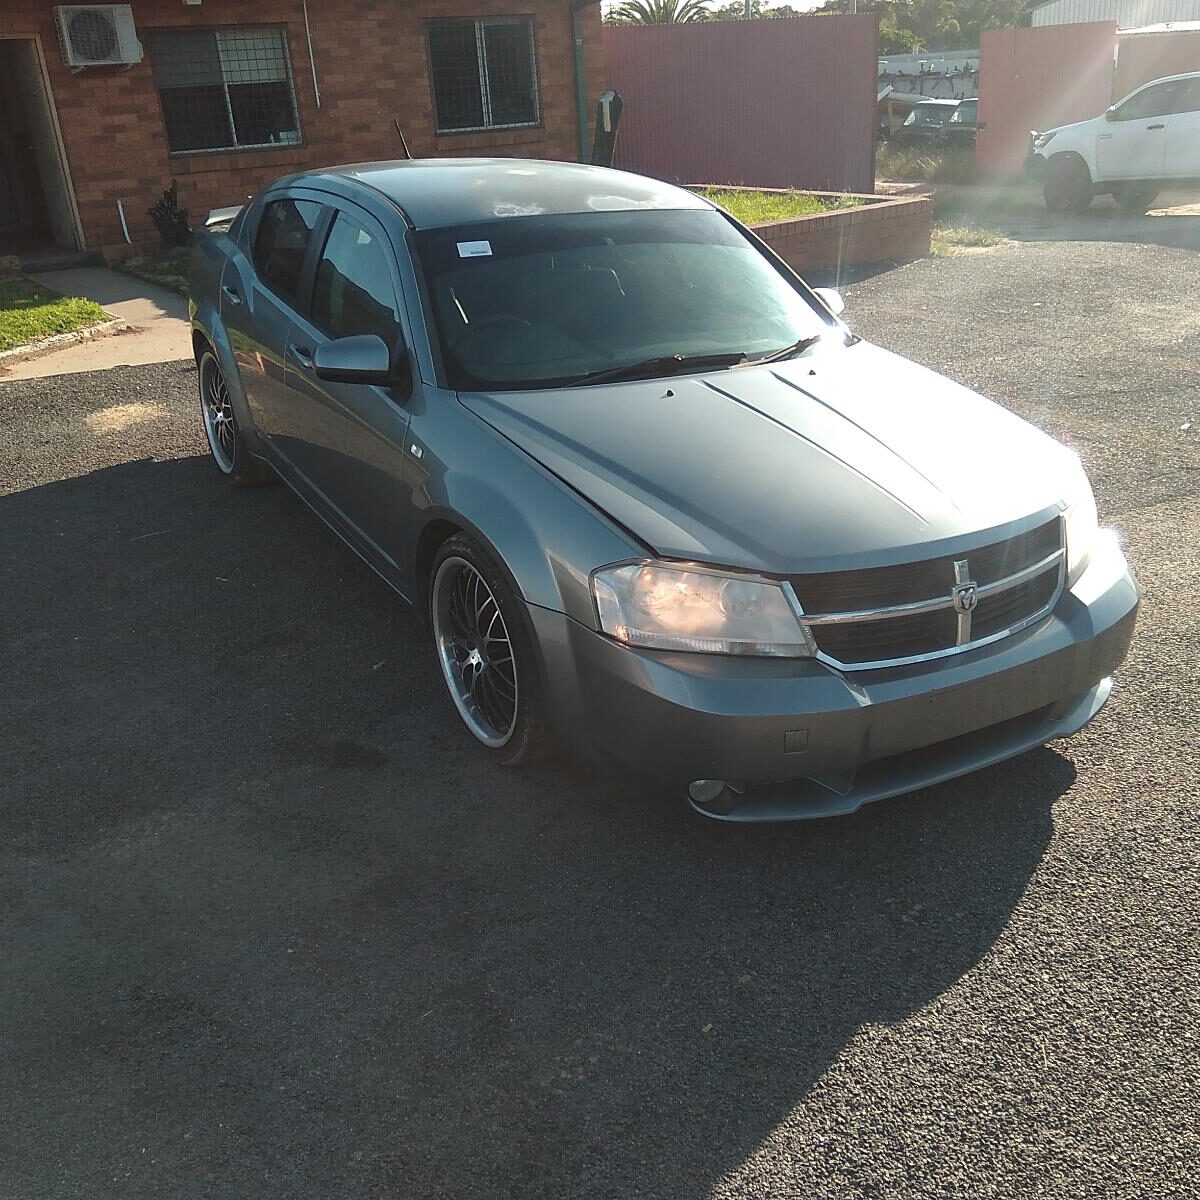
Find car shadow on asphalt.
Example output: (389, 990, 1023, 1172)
(1, 455, 1078, 1198)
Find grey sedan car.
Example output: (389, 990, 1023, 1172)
(189, 158, 1138, 820)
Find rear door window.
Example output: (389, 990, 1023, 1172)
(253, 198, 322, 304)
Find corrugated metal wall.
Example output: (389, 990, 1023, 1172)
(975, 22, 1118, 174)
(1031, 0, 1200, 28)
(603, 16, 878, 195)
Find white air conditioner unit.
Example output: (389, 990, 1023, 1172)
(55, 5, 143, 69)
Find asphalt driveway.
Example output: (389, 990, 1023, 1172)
(1, 236, 1197, 1199)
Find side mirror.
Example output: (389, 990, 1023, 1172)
(814, 287, 845, 317)
(1105, 106, 1118, 122)
(976, 120, 988, 131)
(313, 334, 398, 386)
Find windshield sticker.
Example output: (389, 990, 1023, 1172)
(457, 240, 493, 258)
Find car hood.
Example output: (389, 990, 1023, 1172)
(1040, 116, 1098, 140)
(458, 341, 1075, 574)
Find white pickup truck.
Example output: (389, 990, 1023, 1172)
(1029, 71, 1200, 213)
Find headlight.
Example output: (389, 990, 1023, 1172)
(1061, 457, 1099, 586)
(592, 562, 813, 656)
(1033, 130, 1057, 150)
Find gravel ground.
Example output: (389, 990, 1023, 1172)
(1, 236, 1197, 1200)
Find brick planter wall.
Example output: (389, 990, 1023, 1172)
(697, 188, 933, 273)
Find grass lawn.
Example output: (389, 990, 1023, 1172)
(931, 225, 1005, 256)
(0, 278, 108, 354)
(693, 187, 861, 225)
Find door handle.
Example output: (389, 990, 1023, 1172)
(221, 284, 242, 305)
(288, 345, 314, 369)
(1147, 123, 1166, 130)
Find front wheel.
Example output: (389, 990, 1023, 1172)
(198, 348, 272, 485)
(1043, 157, 1092, 213)
(429, 534, 553, 766)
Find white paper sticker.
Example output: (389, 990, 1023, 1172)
(457, 240, 493, 258)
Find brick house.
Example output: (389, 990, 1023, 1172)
(0, 1, 604, 261)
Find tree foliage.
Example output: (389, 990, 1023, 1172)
(814, 0, 1037, 51)
(605, 0, 715, 24)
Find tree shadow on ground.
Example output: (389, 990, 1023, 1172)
(1, 457, 1075, 1200)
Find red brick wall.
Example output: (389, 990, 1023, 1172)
(1, 0, 604, 255)
(716, 190, 933, 273)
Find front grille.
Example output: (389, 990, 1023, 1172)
(791, 519, 1062, 614)
(791, 517, 1064, 669)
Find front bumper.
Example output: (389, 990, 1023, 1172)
(532, 531, 1138, 821)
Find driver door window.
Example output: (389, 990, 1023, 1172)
(1115, 81, 1181, 122)
(311, 214, 402, 347)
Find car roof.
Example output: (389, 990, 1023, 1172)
(291, 158, 710, 230)
(913, 99, 961, 107)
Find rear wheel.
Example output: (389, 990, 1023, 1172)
(1043, 157, 1092, 213)
(198, 348, 272, 485)
(1115, 184, 1159, 215)
(429, 534, 553, 766)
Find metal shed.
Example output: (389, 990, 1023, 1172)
(1030, 0, 1200, 28)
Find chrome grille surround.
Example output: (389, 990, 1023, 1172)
(786, 518, 1066, 671)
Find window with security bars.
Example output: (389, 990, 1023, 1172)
(427, 18, 540, 133)
(149, 27, 301, 153)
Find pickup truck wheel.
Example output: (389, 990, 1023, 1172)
(1115, 184, 1159, 215)
(429, 534, 554, 767)
(1043, 158, 1092, 214)
(198, 348, 273, 485)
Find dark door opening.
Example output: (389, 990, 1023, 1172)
(0, 39, 81, 258)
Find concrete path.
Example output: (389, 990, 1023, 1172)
(2, 266, 191, 381)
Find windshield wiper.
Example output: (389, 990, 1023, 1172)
(742, 333, 822, 367)
(564, 351, 749, 388)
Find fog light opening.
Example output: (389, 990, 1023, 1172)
(688, 779, 727, 805)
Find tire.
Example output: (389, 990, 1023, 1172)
(1115, 184, 1159, 215)
(428, 533, 554, 767)
(197, 347, 273, 485)
(1043, 157, 1092, 214)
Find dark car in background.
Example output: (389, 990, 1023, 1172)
(892, 98, 982, 148)
(187, 159, 1138, 821)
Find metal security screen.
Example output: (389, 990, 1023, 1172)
(149, 27, 301, 153)
(428, 18, 540, 133)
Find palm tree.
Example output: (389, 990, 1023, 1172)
(606, 0, 713, 24)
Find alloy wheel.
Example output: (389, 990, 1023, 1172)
(432, 556, 519, 748)
(200, 352, 237, 473)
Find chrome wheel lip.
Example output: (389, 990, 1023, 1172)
(199, 351, 236, 474)
(432, 555, 519, 749)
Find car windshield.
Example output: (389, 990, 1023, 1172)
(414, 209, 828, 390)
(904, 105, 953, 127)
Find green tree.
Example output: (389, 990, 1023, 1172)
(605, 0, 714, 23)
(709, 0, 805, 18)
(814, 0, 1036, 51)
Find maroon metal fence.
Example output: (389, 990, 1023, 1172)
(975, 23, 1118, 176)
(603, 16, 878, 195)
(1115, 28, 1200, 99)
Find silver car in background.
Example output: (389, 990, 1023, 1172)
(189, 159, 1138, 821)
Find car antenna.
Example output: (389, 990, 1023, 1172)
(394, 119, 412, 160)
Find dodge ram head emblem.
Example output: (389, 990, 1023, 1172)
(951, 561, 979, 613)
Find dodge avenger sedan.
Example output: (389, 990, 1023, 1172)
(189, 159, 1138, 820)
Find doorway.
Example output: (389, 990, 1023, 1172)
(0, 38, 82, 257)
